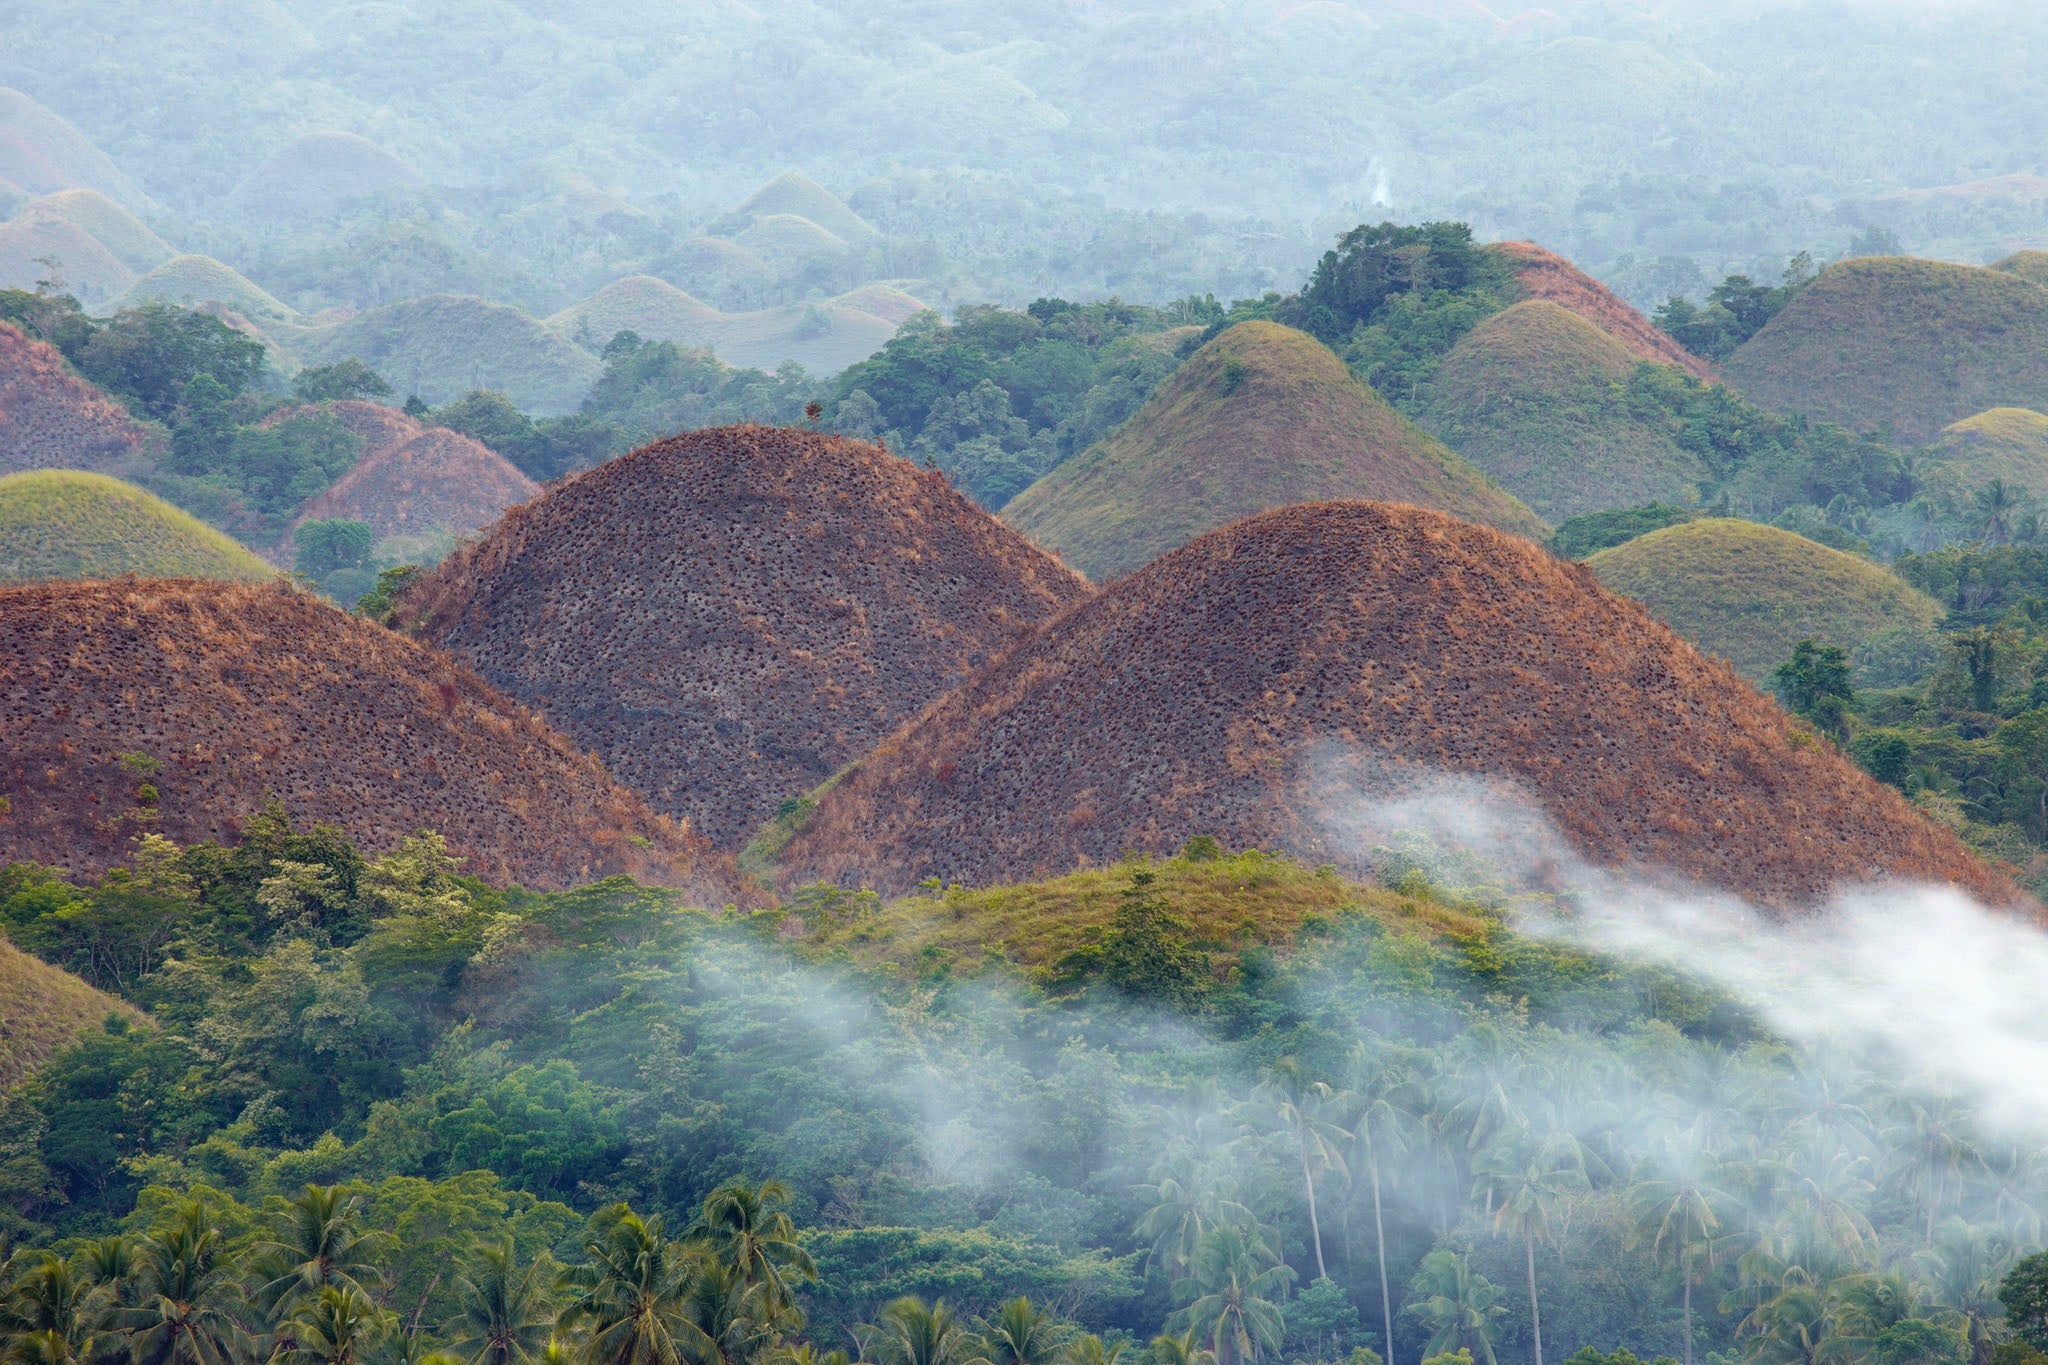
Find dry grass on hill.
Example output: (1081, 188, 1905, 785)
(1494, 240, 1712, 377)
(0, 469, 274, 583)
(0, 937, 142, 1090)
(0, 321, 158, 476)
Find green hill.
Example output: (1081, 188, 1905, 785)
(228, 130, 423, 221)
(0, 937, 143, 1090)
(1922, 407, 2048, 501)
(548, 282, 897, 375)
(1586, 518, 1942, 686)
(1992, 250, 2048, 288)
(1002, 320, 1545, 579)
(546, 275, 721, 348)
(0, 470, 275, 583)
(1722, 256, 2048, 444)
(1420, 299, 1712, 522)
(730, 213, 849, 267)
(726, 171, 878, 243)
(108, 253, 295, 323)
(0, 214, 135, 305)
(17, 188, 172, 272)
(292, 294, 603, 414)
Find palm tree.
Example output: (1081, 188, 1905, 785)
(1475, 1128, 1592, 1365)
(250, 1186, 388, 1319)
(1628, 1140, 1733, 1365)
(1405, 1251, 1504, 1365)
(557, 1206, 716, 1365)
(1165, 1226, 1293, 1365)
(978, 1300, 1069, 1365)
(1133, 1165, 1261, 1285)
(1344, 1044, 1414, 1365)
(853, 1298, 989, 1365)
(1976, 480, 2024, 547)
(1885, 1100, 1981, 1244)
(1258, 1058, 1349, 1281)
(1747, 1286, 1828, 1365)
(1146, 1329, 1213, 1365)
(104, 1202, 248, 1365)
(445, 1241, 554, 1365)
(679, 1259, 787, 1365)
(691, 1183, 816, 1316)
(2, 1255, 108, 1365)
(1064, 1337, 1123, 1365)
(1915, 1219, 2012, 1365)
(275, 1287, 392, 1365)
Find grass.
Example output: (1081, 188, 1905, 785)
(109, 253, 295, 323)
(0, 469, 275, 583)
(1723, 256, 2048, 444)
(1421, 299, 1713, 522)
(0, 936, 142, 1090)
(731, 214, 849, 266)
(1924, 407, 2048, 500)
(1993, 251, 2048, 287)
(724, 171, 878, 243)
(289, 294, 603, 415)
(0, 214, 134, 306)
(19, 188, 172, 272)
(1586, 517, 1943, 685)
(548, 279, 900, 374)
(1002, 319, 1545, 579)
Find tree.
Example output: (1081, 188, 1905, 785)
(169, 373, 236, 475)
(296, 521, 375, 579)
(691, 1182, 816, 1316)
(557, 1205, 715, 1365)
(1097, 871, 1211, 1006)
(1148, 1330, 1214, 1365)
(1166, 1226, 1293, 1365)
(250, 1185, 387, 1318)
(1286, 1279, 1366, 1364)
(445, 1240, 553, 1365)
(1976, 481, 2026, 548)
(2000, 1251, 2048, 1352)
(1627, 1143, 1731, 1365)
(1258, 1057, 1348, 1280)
(1475, 1128, 1592, 1365)
(276, 1286, 392, 1365)
(0, 1255, 108, 1364)
(853, 1299, 989, 1365)
(104, 1202, 248, 1365)
(1345, 1046, 1415, 1365)
(1405, 1252, 1504, 1365)
(294, 361, 393, 404)
(977, 1299, 1070, 1365)
(1773, 640, 1854, 737)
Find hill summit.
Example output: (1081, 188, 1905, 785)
(1001, 321, 1544, 579)
(1923, 407, 2048, 502)
(0, 321, 157, 475)
(0, 579, 727, 896)
(0, 470, 274, 583)
(774, 501, 2010, 907)
(402, 426, 1093, 847)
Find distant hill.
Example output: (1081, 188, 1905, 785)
(772, 501, 2011, 908)
(0, 88, 149, 207)
(1585, 518, 1943, 686)
(227, 131, 423, 222)
(1493, 240, 1711, 376)
(1993, 251, 2048, 287)
(0, 938, 142, 1090)
(0, 578, 730, 895)
(108, 253, 294, 323)
(261, 397, 423, 464)
(0, 214, 135, 305)
(291, 294, 603, 413)
(731, 213, 850, 267)
(1722, 257, 2048, 444)
(284, 425, 538, 560)
(17, 188, 171, 272)
(0, 470, 274, 583)
(0, 321, 158, 475)
(401, 425, 1092, 848)
(1922, 407, 2048, 501)
(831, 283, 932, 326)
(545, 275, 722, 348)
(549, 277, 909, 375)
(1002, 320, 1544, 578)
(656, 237, 775, 304)
(724, 172, 879, 244)
(1420, 300, 1711, 522)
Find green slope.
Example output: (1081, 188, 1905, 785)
(18, 188, 172, 272)
(1923, 407, 2048, 501)
(108, 253, 295, 323)
(0, 469, 275, 583)
(1420, 299, 1712, 522)
(1586, 518, 1943, 686)
(1002, 320, 1545, 579)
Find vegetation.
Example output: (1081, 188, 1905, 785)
(1548, 506, 1696, 561)
(0, 470, 274, 583)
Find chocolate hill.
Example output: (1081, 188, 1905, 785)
(1420, 300, 1712, 522)
(0, 470, 274, 583)
(1001, 321, 1545, 579)
(1723, 257, 2048, 444)
(0, 578, 731, 898)
(1922, 407, 2048, 502)
(1494, 240, 1711, 377)
(0, 321, 157, 475)
(400, 425, 1092, 848)
(775, 501, 2013, 908)
(283, 423, 538, 561)
(0, 938, 141, 1090)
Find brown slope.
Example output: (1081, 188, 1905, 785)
(286, 427, 539, 554)
(778, 501, 2015, 909)
(0, 938, 144, 1089)
(401, 425, 1093, 848)
(1494, 240, 1712, 378)
(0, 321, 157, 475)
(261, 398, 424, 459)
(1002, 321, 1544, 580)
(0, 579, 737, 900)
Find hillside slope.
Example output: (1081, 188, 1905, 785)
(1723, 257, 2048, 444)
(1585, 519, 1943, 685)
(108, 254, 295, 323)
(1922, 407, 2048, 501)
(0, 321, 157, 474)
(0, 214, 134, 304)
(775, 501, 2010, 907)
(285, 427, 538, 556)
(1420, 300, 1711, 522)
(401, 425, 1093, 847)
(17, 188, 172, 271)
(0, 87, 148, 206)
(1494, 240, 1712, 377)
(0, 470, 274, 583)
(1002, 321, 1544, 579)
(0, 579, 729, 896)
(290, 295, 602, 413)
(0, 939, 143, 1090)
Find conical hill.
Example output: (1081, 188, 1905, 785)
(0, 470, 274, 583)
(0, 938, 142, 1090)
(0, 321, 157, 475)
(0, 579, 729, 897)
(282, 425, 538, 562)
(400, 425, 1094, 847)
(1492, 240, 1712, 376)
(1001, 321, 1544, 579)
(774, 501, 2012, 908)
(1922, 407, 2048, 502)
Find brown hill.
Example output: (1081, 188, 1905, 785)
(0, 320, 157, 474)
(1001, 321, 1545, 579)
(262, 398, 425, 461)
(1494, 240, 1712, 378)
(283, 426, 538, 560)
(0, 88, 148, 206)
(775, 501, 2013, 908)
(401, 425, 1093, 848)
(0, 578, 733, 898)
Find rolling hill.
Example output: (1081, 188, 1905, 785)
(0, 578, 730, 895)
(657, 236, 775, 305)
(0, 87, 149, 207)
(0, 938, 143, 1090)
(1993, 251, 2048, 288)
(0, 321, 158, 475)
(1419, 299, 1712, 521)
(545, 275, 722, 348)
(400, 425, 1093, 848)
(731, 213, 850, 268)
(0, 214, 135, 305)
(262, 397, 425, 464)
(16, 188, 172, 272)
(1922, 407, 2048, 501)
(548, 278, 911, 375)
(1001, 321, 1544, 579)
(290, 294, 603, 413)
(1722, 256, 2048, 444)
(1492, 239, 1712, 377)
(723, 171, 879, 244)
(771, 500, 2010, 907)
(284, 426, 538, 558)
(108, 253, 294, 323)
(1585, 519, 1943, 686)
(227, 130, 424, 221)
(0, 470, 274, 583)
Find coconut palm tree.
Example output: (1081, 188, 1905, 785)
(1976, 480, 2025, 547)
(250, 1186, 388, 1319)
(1885, 1099, 1982, 1244)
(978, 1300, 1069, 1365)
(1629, 1138, 1734, 1365)
(1146, 1329, 1213, 1365)
(275, 1287, 392, 1365)
(1166, 1226, 1293, 1365)
(1344, 1044, 1415, 1365)
(1133, 1158, 1263, 1286)
(557, 1206, 715, 1365)
(1258, 1058, 1349, 1281)
(853, 1299, 989, 1365)
(445, 1241, 554, 1365)
(1915, 1219, 2012, 1365)
(691, 1182, 815, 1316)
(1405, 1251, 1504, 1365)
(2, 1255, 109, 1365)
(1475, 1127, 1593, 1365)
(1063, 1336, 1123, 1365)
(104, 1202, 248, 1365)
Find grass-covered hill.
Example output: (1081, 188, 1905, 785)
(721, 170, 880, 244)
(285, 425, 538, 558)
(1722, 256, 2048, 444)
(0, 470, 274, 583)
(0, 211, 135, 304)
(225, 130, 423, 222)
(1922, 406, 2048, 501)
(1419, 300, 1712, 522)
(289, 294, 603, 413)
(0, 936, 142, 1090)
(1993, 249, 2048, 287)
(731, 213, 851, 267)
(656, 235, 775, 304)
(400, 425, 1093, 848)
(1585, 518, 1944, 687)
(0, 577, 725, 894)
(546, 274, 721, 346)
(16, 187, 172, 272)
(774, 500, 2011, 907)
(0, 86, 148, 207)
(1493, 239, 1711, 376)
(0, 320, 158, 475)
(547, 277, 905, 374)
(1001, 320, 1544, 579)
(107, 252, 295, 324)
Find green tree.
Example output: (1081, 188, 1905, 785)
(1098, 871, 1211, 1007)
(276, 1286, 392, 1365)
(294, 361, 393, 404)
(557, 1206, 715, 1365)
(1627, 1144, 1731, 1365)
(1345, 1046, 1415, 1365)
(1475, 1128, 1593, 1365)
(2000, 1251, 2048, 1352)
(250, 1185, 388, 1318)
(104, 1202, 248, 1365)
(169, 373, 236, 475)
(1257, 1058, 1347, 1280)
(1148, 1330, 1214, 1365)
(1773, 640, 1854, 737)
(296, 522, 375, 579)
(977, 1299, 1070, 1365)
(854, 1299, 990, 1365)
(445, 1240, 554, 1365)
(1166, 1226, 1293, 1365)
(691, 1182, 815, 1316)
(1405, 1252, 1504, 1365)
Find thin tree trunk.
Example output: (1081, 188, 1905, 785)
(1525, 1226, 1543, 1365)
(1371, 1155, 1395, 1365)
(1301, 1140, 1328, 1280)
(1682, 1264, 1692, 1365)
